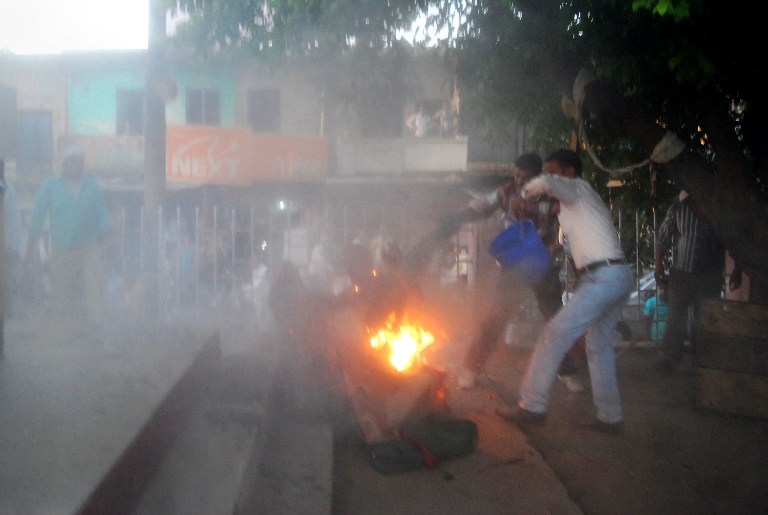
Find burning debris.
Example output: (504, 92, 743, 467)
(368, 313, 435, 373)
(268, 234, 478, 474)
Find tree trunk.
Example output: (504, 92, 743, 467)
(564, 67, 768, 301)
(143, 0, 167, 321)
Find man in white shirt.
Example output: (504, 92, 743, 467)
(498, 149, 633, 435)
(406, 104, 431, 137)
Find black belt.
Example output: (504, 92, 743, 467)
(577, 258, 627, 275)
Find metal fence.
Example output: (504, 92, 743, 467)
(97, 197, 662, 338)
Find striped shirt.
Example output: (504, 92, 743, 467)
(656, 197, 724, 274)
(475, 182, 560, 247)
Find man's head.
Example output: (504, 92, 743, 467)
(680, 189, 707, 218)
(61, 145, 85, 178)
(544, 149, 582, 178)
(513, 152, 543, 189)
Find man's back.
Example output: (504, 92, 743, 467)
(658, 197, 724, 274)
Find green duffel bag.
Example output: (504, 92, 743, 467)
(368, 414, 478, 475)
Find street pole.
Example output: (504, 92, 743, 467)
(143, 0, 167, 322)
(0, 159, 5, 357)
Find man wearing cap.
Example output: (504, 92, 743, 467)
(27, 146, 111, 338)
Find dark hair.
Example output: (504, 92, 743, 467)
(514, 152, 543, 176)
(545, 149, 583, 177)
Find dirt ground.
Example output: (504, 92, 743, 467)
(502, 346, 768, 515)
(330, 339, 768, 514)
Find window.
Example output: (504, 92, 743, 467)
(17, 111, 53, 177)
(116, 89, 144, 135)
(247, 88, 280, 132)
(186, 89, 220, 125)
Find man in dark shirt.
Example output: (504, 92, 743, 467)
(443, 153, 563, 389)
(654, 190, 724, 374)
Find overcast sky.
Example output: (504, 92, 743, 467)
(0, 0, 148, 54)
(0, 1, 449, 55)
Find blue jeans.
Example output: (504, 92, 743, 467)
(519, 263, 634, 423)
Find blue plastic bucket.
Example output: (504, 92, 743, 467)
(488, 219, 551, 280)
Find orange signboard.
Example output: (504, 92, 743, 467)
(167, 126, 252, 185)
(250, 134, 328, 181)
(167, 125, 328, 184)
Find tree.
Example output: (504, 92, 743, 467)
(164, 0, 768, 299)
(446, 0, 768, 298)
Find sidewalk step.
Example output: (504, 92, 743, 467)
(0, 319, 222, 515)
(131, 397, 264, 513)
(132, 351, 275, 515)
(237, 421, 334, 515)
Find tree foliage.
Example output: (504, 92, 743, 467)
(166, 0, 427, 57)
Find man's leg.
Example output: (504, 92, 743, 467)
(461, 269, 523, 387)
(688, 270, 724, 357)
(534, 266, 585, 390)
(585, 300, 625, 424)
(519, 264, 633, 415)
(532, 266, 563, 321)
(47, 248, 83, 337)
(463, 313, 505, 372)
(658, 270, 694, 370)
(83, 245, 104, 331)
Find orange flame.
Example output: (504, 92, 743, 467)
(369, 313, 435, 372)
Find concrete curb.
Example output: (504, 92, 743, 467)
(77, 330, 222, 514)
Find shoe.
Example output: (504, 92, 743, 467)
(496, 403, 547, 426)
(578, 417, 624, 436)
(457, 367, 478, 389)
(558, 374, 585, 393)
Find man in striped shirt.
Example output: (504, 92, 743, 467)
(445, 152, 563, 389)
(654, 190, 725, 374)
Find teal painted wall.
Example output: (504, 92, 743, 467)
(68, 68, 144, 135)
(68, 65, 236, 133)
(166, 69, 236, 126)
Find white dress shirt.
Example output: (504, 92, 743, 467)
(522, 173, 623, 270)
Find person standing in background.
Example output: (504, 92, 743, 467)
(26, 146, 111, 341)
(433, 100, 454, 138)
(654, 190, 729, 374)
(406, 103, 431, 138)
(644, 278, 669, 343)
